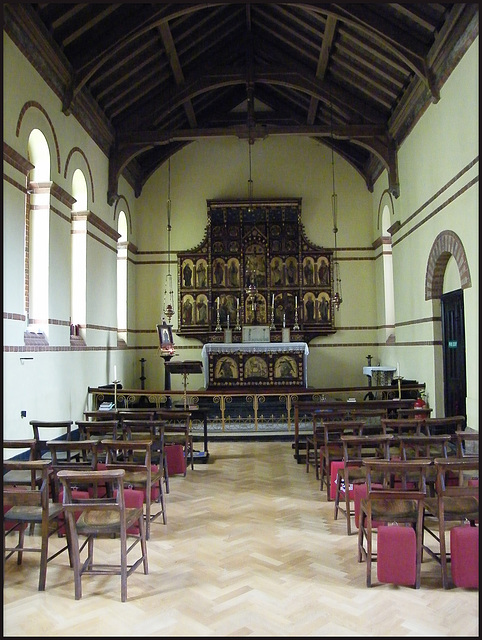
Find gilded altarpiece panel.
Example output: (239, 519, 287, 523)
(177, 199, 335, 344)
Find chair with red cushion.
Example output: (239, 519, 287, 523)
(423, 456, 479, 588)
(358, 458, 432, 588)
(334, 434, 393, 534)
(101, 438, 166, 539)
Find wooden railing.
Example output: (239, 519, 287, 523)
(87, 383, 425, 446)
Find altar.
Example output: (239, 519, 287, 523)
(201, 342, 309, 389)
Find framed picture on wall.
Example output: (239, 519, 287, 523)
(157, 321, 174, 349)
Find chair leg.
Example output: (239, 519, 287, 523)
(439, 519, 449, 589)
(305, 439, 311, 473)
(38, 516, 50, 591)
(365, 519, 373, 587)
(120, 529, 128, 603)
(343, 473, 352, 536)
(138, 516, 149, 575)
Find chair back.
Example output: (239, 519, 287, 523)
(452, 430, 479, 457)
(101, 438, 153, 468)
(3, 459, 52, 509)
(322, 420, 365, 447)
(340, 434, 393, 466)
(46, 439, 99, 501)
(30, 420, 73, 459)
(432, 456, 479, 499)
(423, 415, 466, 436)
(398, 434, 451, 460)
(121, 419, 165, 466)
(76, 420, 120, 441)
(57, 467, 127, 517)
(363, 458, 432, 495)
(381, 418, 424, 436)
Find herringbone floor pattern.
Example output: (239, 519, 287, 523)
(3, 441, 478, 637)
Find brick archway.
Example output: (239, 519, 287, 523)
(425, 231, 471, 300)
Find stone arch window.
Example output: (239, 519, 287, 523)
(117, 211, 128, 344)
(71, 169, 88, 339)
(26, 128, 51, 337)
(377, 190, 395, 342)
(425, 231, 471, 300)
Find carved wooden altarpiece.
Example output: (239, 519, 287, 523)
(176, 199, 335, 344)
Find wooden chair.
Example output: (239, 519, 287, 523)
(4, 459, 67, 591)
(357, 458, 432, 588)
(121, 419, 169, 493)
(423, 456, 479, 588)
(30, 420, 74, 461)
(3, 439, 39, 487)
(57, 468, 148, 602)
(101, 438, 166, 539)
(305, 408, 347, 477)
(319, 420, 365, 501)
(156, 409, 194, 473)
(334, 434, 393, 535)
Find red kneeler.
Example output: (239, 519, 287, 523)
(165, 443, 186, 476)
(450, 525, 479, 588)
(377, 525, 417, 586)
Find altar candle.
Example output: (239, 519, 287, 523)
(216, 297, 220, 310)
(283, 313, 286, 327)
(272, 293, 275, 308)
(295, 295, 298, 308)
(114, 365, 117, 381)
(227, 315, 230, 328)
(237, 297, 239, 309)
(396, 362, 400, 377)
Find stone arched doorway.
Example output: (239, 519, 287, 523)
(425, 231, 471, 417)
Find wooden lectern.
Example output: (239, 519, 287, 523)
(164, 360, 203, 409)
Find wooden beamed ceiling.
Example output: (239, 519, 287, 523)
(4, 3, 478, 205)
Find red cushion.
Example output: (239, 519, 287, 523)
(166, 444, 186, 475)
(58, 489, 90, 536)
(122, 488, 144, 535)
(450, 525, 479, 588)
(377, 525, 416, 586)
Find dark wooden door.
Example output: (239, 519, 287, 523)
(441, 289, 466, 418)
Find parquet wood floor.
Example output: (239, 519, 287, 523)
(3, 441, 479, 637)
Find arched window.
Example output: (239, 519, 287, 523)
(27, 129, 50, 335)
(117, 211, 128, 344)
(71, 169, 88, 335)
(381, 203, 395, 341)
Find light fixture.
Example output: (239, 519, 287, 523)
(163, 106, 175, 323)
(330, 98, 343, 311)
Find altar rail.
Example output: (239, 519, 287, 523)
(87, 383, 425, 440)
